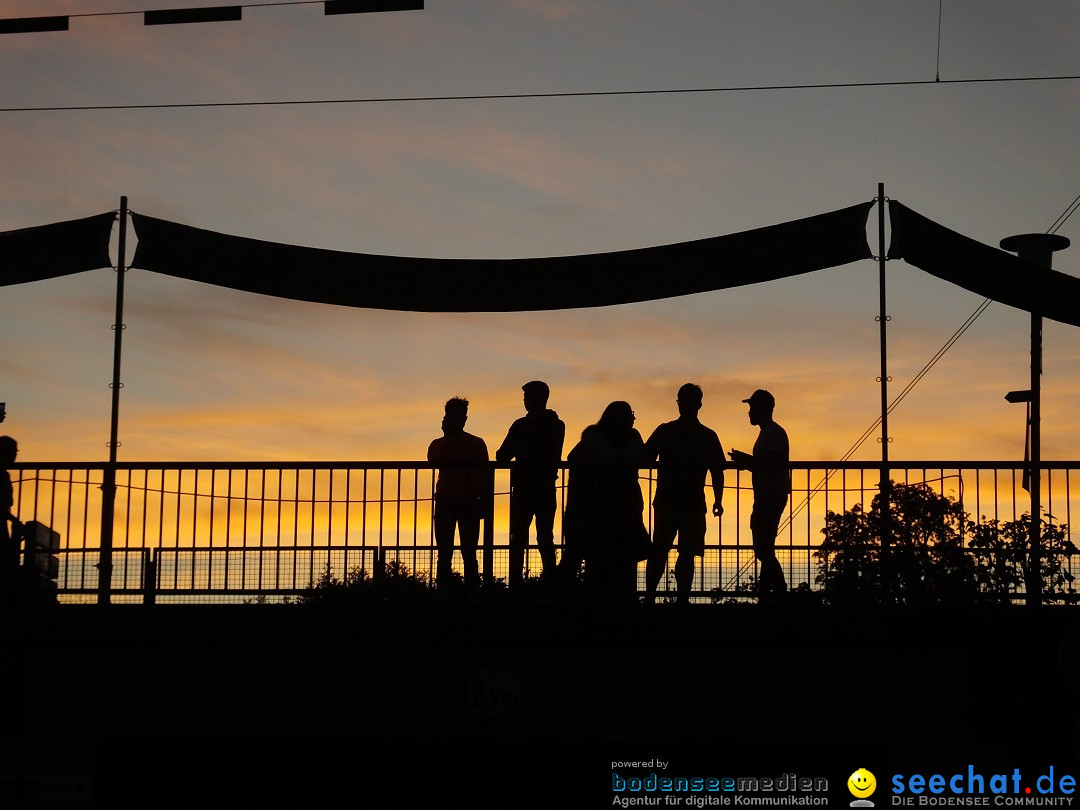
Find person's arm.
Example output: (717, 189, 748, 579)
(495, 422, 516, 463)
(727, 449, 752, 466)
(710, 436, 725, 517)
(641, 426, 662, 465)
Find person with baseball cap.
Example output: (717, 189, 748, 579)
(729, 389, 790, 601)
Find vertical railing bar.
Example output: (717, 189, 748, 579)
(192, 469, 200, 591)
(379, 468, 385, 560)
(1066, 468, 1073, 591)
(327, 467, 335, 580)
(120, 469, 131, 592)
(275, 468, 283, 592)
(427, 466, 435, 588)
(397, 468, 406, 570)
(362, 469, 369, 561)
(208, 468, 217, 594)
(141, 467, 150, 552)
(63, 469, 74, 590)
(344, 468, 351, 580)
(241, 468, 249, 593)
(411, 466, 418, 578)
(308, 468, 316, 590)
(292, 468, 300, 591)
(156, 469, 165, 569)
(1008, 464, 1014, 525)
(258, 468, 266, 593)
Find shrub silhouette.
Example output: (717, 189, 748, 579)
(301, 559, 431, 606)
(815, 481, 1075, 603)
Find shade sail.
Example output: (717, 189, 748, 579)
(1, 212, 115, 286)
(888, 201, 1080, 327)
(131, 203, 873, 312)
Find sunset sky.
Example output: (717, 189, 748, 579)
(2, 0, 1079, 466)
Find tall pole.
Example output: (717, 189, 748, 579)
(1000, 232, 1069, 607)
(877, 183, 892, 589)
(98, 195, 128, 605)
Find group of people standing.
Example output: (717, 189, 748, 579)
(427, 381, 791, 605)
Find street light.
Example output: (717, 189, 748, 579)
(1000, 232, 1070, 606)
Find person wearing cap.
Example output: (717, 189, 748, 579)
(729, 389, 790, 600)
(642, 383, 725, 606)
(496, 381, 565, 589)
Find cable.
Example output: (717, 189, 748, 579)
(1048, 193, 1080, 235)
(2, 73, 1080, 114)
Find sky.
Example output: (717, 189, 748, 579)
(2, 0, 1080, 466)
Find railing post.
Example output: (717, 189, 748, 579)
(143, 549, 156, 606)
(877, 183, 893, 597)
(99, 196, 129, 606)
(98, 467, 116, 605)
(482, 465, 495, 585)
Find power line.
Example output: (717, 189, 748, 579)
(1048, 192, 1080, 235)
(2, 73, 1079, 114)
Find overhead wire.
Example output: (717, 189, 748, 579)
(2, 73, 1080, 114)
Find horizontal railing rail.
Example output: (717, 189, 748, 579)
(7, 460, 1077, 604)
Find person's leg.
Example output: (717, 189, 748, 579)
(673, 509, 706, 605)
(645, 510, 676, 603)
(433, 501, 456, 589)
(458, 504, 482, 589)
(751, 497, 788, 596)
(507, 492, 532, 590)
(673, 552, 696, 605)
(534, 488, 558, 578)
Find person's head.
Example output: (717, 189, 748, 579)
(0, 402, 6, 423)
(676, 383, 703, 418)
(442, 397, 469, 434)
(0, 436, 17, 466)
(597, 401, 635, 436)
(522, 380, 550, 413)
(742, 389, 775, 427)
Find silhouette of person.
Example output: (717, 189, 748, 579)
(0, 436, 22, 599)
(729, 389, 790, 600)
(562, 402, 646, 602)
(427, 398, 489, 590)
(496, 381, 565, 589)
(643, 384, 725, 606)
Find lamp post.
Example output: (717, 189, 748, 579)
(999, 232, 1069, 606)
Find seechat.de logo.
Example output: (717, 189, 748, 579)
(849, 768, 878, 808)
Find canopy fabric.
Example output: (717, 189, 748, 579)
(131, 204, 874, 312)
(887, 201, 1080, 328)
(1, 212, 115, 286)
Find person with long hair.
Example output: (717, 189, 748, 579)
(562, 402, 647, 602)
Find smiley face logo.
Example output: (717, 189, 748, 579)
(848, 768, 877, 799)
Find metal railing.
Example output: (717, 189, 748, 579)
(8, 460, 1077, 604)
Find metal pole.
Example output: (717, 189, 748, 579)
(999, 233, 1069, 607)
(98, 196, 128, 605)
(877, 183, 892, 590)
